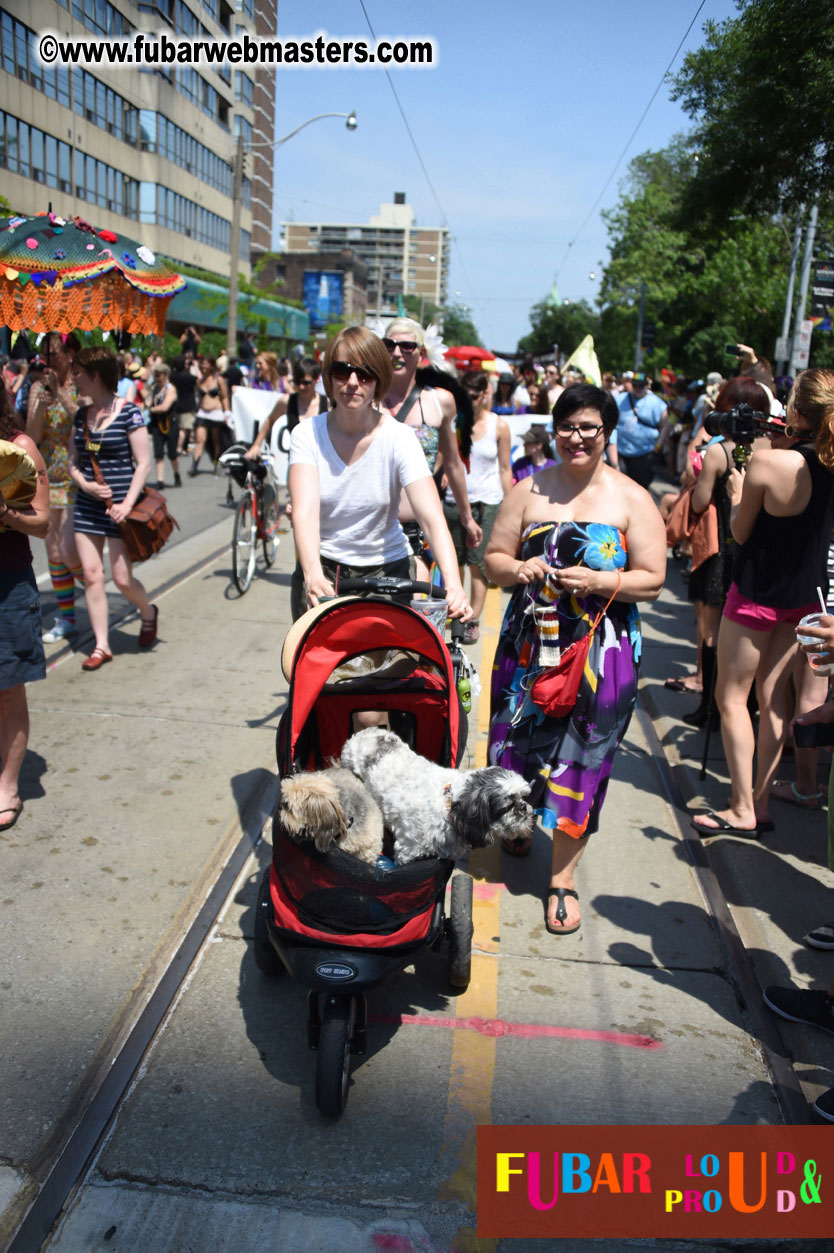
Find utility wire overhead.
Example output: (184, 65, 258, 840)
(552, 0, 707, 285)
(358, 0, 477, 309)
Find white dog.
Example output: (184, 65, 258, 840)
(276, 767, 384, 865)
(340, 727, 534, 864)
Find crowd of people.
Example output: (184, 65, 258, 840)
(3, 322, 834, 1118)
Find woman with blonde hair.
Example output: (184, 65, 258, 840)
(252, 352, 280, 392)
(692, 368, 834, 836)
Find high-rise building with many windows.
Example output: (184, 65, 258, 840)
(0, 0, 277, 280)
(282, 194, 451, 327)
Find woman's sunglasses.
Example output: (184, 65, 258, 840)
(330, 361, 378, 385)
(382, 338, 419, 354)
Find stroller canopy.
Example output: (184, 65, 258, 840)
(279, 597, 461, 774)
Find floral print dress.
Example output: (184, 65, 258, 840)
(488, 521, 641, 839)
(38, 385, 78, 509)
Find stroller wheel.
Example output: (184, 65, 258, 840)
(253, 866, 283, 976)
(448, 873, 474, 989)
(315, 994, 355, 1118)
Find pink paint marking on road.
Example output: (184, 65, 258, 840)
(471, 881, 506, 901)
(372, 1234, 444, 1252)
(369, 1012, 662, 1051)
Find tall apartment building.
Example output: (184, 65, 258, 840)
(0, 0, 277, 280)
(282, 194, 450, 327)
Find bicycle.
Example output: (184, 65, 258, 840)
(218, 444, 280, 594)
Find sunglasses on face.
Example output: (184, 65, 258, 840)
(330, 361, 378, 385)
(297, 376, 315, 385)
(554, 421, 604, 440)
(381, 338, 419, 354)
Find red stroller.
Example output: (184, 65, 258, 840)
(254, 579, 474, 1117)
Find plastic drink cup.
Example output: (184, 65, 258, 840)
(797, 612, 834, 676)
(409, 597, 448, 634)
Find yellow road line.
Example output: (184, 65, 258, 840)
(439, 585, 504, 1251)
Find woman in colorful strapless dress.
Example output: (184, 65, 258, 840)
(485, 384, 667, 935)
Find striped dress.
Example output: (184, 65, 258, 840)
(73, 401, 145, 538)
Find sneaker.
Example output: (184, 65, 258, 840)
(803, 924, 834, 951)
(812, 1088, 834, 1123)
(42, 616, 76, 644)
(762, 986, 834, 1034)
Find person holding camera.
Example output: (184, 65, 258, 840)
(692, 369, 834, 837)
(679, 378, 771, 725)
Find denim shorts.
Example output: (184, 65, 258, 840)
(0, 567, 46, 690)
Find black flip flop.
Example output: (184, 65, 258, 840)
(546, 887, 581, 934)
(664, 677, 701, 693)
(0, 801, 23, 832)
(691, 810, 759, 839)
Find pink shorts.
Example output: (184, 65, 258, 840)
(723, 583, 818, 631)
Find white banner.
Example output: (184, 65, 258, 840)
(230, 387, 290, 485)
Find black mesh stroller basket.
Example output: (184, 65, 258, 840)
(273, 826, 453, 938)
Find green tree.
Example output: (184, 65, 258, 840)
(671, 0, 834, 222)
(517, 297, 598, 359)
(402, 296, 484, 347)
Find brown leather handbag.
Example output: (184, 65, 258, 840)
(84, 409, 179, 562)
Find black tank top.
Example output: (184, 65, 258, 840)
(286, 391, 327, 433)
(733, 444, 834, 607)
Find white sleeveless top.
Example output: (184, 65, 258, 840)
(464, 413, 503, 505)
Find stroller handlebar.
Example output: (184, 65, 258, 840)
(336, 577, 441, 598)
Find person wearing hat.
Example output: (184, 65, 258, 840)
(614, 372, 668, 488)
(512, 428, 558, 483)
(147, 362, 181, 488)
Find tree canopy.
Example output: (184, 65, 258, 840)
(670, 0, 834, 223)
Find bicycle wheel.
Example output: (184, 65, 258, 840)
(261, 498, 280, 567)
(232, 493, 257, 594)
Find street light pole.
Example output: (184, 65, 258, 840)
(226, 111, 357, 363)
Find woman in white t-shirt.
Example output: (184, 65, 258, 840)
(289, 327, 472, 619)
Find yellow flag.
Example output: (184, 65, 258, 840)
(563, 334, 601, 387)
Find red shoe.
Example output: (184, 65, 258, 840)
(82, 647, 113, 671)
(138, 605, 158, 647)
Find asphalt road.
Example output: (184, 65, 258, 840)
(3, 485, 833, 1252)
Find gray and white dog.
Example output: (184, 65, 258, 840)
(277, 767, 384, 865)
(340, 727, 534, 864)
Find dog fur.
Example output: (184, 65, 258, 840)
(277, 767, 384, 865)
(340, 727, 534, 864)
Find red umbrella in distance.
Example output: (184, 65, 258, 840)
(444, 345, 495, 371)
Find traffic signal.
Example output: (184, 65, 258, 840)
(642, 320, 656, 353)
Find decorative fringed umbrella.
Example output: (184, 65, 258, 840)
(0, 211, 186, 336)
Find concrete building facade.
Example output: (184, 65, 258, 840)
(282, 194, 450, 327)
(0, 0, 277, 280)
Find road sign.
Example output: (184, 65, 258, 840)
(791, 318, 814, 372)
(810, 259, 834, 320)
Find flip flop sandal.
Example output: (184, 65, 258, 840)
(664, 677, 702, 693)
(690, 810, 760, 838)
(0, 801, 23, 832)
(501, 833, 533, 857)
(546, 887, 581, 934)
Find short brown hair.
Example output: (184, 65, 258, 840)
(74, 344, 119, 393)
(322, 327, 392, 403)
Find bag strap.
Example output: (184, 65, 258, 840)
(392, 384, 423, 425)
(82, 398, 129, 512)
(587, 571, 623, 638)
(627, 391, 658, 430)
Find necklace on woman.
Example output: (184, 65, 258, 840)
(88, 398, 115, 433)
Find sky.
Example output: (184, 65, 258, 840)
(273, 1, 741, 353)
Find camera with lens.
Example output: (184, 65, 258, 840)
(703, 404, 780, 465)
